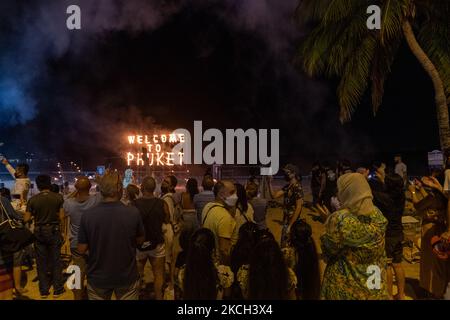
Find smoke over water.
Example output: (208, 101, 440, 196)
(0, 0, 374, 167)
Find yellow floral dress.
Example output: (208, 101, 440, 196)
(320, 208, 389, 300)
(178, 264, 234, 299)
(237, 264, 297, 299)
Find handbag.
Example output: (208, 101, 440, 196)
(0, 198, 35, 254)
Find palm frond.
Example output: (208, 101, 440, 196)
(295, 0, 333, 25)
(380, 0, 409, 44)
(338, 34, 377, 122)
(371, 36, 402, 114)
(322, 0, 366, 26)
(417, 2, 450, 100)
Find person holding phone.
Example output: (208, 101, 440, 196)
(409, 176, 449, 299)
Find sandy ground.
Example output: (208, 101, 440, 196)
(14, 201, 420, 300)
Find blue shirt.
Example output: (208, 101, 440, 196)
(63, 193, 101, 248)
(249, 197, 268, 230)
(78, 201, 144, 288)
(193, 191, 215, 222)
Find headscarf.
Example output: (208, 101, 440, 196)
(337, 173, 375, 215)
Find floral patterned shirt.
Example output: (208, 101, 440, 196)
(237, 264, 297, 299)
(177, 263, 234, 299)
(320, 207, 389, 300)
(282, 182, 304, 214)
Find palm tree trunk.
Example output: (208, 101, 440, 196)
(403, 20, 450, 151)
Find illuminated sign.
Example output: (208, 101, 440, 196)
(125, 134, 185, 167)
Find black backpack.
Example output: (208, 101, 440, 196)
(0, 198, 34, 255)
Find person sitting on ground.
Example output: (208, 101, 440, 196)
(237, 230, 297, 300)
(179, 228, 234, 300)
(193, 174, 215, 227)
(233, 183, 254, 232)
(246, 181, 268, 230)
(131, 176, 168, 300)
(77, 171, 144, 300)
(63, 176, 102, 300)
(181, 178, 199, 230)
(202, 180, 238, 265)
(283, 219, 320, 300)
(320, 173, 389, 300)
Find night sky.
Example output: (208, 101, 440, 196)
(0, 0, 442, 173)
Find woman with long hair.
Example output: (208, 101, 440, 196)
(237, 231, 297, 300)
(180, 228, 233, 300)
(181, 178, 200, 230)
(284, 219, 321, 300)
(230, 222, 259, 299)
(234, 183, 254, 231)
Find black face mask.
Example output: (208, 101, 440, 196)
(284, 173, 291, 182)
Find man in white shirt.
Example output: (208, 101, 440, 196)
(1, 157, 30, 210)
(394, 155, 407, 184)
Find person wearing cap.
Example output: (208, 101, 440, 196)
(268, 164, 304, 248)
(77, 171, 144, 300)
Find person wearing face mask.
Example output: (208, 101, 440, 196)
(269, 164, 304, 248)
(201, 180, 238, 265)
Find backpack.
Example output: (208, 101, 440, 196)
(162, 193, 183, 234)
(0, 198, 34, 255)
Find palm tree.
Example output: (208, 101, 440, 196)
(295, 0, 450, 149)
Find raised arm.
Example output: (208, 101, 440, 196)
(2, 158, 16, 179)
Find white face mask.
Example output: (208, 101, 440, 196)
(224, 193, 238, 207)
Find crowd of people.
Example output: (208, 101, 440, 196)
(0, 152, 449, 300)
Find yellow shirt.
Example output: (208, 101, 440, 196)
(202, 202, 237, 257)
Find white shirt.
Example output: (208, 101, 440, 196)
(6, 163, 30, 198)
(394, 162, 407, 178)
